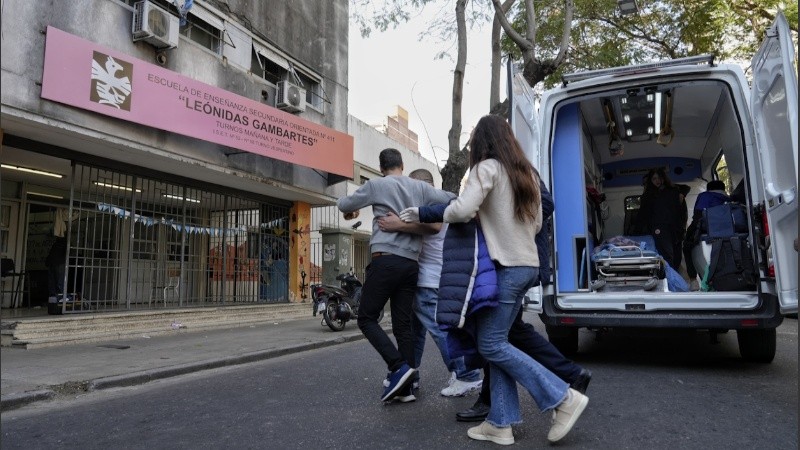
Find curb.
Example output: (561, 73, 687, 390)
(1, 330, 369, 412)
(88, 333, 364, 391)
(0, 389, 56, 411)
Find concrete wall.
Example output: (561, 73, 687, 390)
(348, 115, 442, 188)
(0, 0, 349, 201)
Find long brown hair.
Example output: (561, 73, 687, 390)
(643, 167, 674, 194)
(469, 115, 540, 222)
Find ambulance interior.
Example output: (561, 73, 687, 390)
(549, 79, 763, 294)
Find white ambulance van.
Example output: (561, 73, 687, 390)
(513, 12, 796, 362)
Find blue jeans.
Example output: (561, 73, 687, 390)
(475, 265, 568, 427)
(413, 287, 482, 382)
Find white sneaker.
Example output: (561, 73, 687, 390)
(547, 388, 589, 443)
(689, 279, 700, 291)
(467, 421, 514, 446)
(441, 377, 483, 397)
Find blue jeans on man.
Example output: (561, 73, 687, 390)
(413, 287, 482, 382)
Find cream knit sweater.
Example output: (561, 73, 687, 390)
(443, 159, 542, 267)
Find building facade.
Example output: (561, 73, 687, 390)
(309, 115, 441, 289)
(1, 0, 352, 312)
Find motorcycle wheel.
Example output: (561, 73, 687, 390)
(323, 300, 347, 331)
(351, 288, 384, 324)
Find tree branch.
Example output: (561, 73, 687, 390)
(552, 0, 575, 67)
(490, 0, 515, 108)
(491, 0, 532, 52)
(592, 15, 678, 58)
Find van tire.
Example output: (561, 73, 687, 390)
(545, 325, 579, 357)
(737, 328, 776, 363)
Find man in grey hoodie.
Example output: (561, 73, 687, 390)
(337, 148, 454, 402)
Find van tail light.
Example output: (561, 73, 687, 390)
(760, 208, 775, 277)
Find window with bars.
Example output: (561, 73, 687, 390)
(62, 163, 290, 312)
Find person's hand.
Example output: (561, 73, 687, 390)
(343, 210, 359, 221)
(377, 212, 404, 232)
(399, 207, 420, 223)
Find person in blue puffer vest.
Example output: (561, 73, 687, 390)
(413, 203, 498, 368)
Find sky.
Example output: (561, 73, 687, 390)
(347, 6, 503, 170)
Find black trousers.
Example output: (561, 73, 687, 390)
(652, 229, 676, 268)
(683, 221, 700, 279)
(357, 254, 418, 372)
(477, 308, 583, 404)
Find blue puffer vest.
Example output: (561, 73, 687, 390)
(418, 204, 498, 365)
(436, 220, 498, 329)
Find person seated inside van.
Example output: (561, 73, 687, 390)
(634, 168, 684, 269)
(682, 180, 731, 290)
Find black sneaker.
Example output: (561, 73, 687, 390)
(456, 398, 490, 422)
(394, 384, 416, 403)
(570, 368, 592, 394)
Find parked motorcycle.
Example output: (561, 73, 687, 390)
(311, 269, 383, 331)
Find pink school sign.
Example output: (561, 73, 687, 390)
(40, 26, 354, 178)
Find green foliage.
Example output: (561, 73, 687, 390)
(499, 0, 798, 88)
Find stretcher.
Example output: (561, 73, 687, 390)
(590, 236, 666, 291)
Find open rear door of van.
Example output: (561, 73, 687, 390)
(751, 11, 798, 314)
(509, 63, 543, 174)
(509, 62, 545, 313)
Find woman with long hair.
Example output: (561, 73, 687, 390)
(635, 167, 684, 267)
(401, 115, 588, 445)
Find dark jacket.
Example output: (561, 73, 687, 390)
(536, 178, 554, 286)
(45, 237, 67, 268)
(636, 186, 683, 236)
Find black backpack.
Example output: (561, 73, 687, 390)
(707, 236, 756, 291)
(700, 203, 748, 241)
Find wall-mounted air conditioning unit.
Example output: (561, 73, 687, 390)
(276, 80, 306, 113)
(132, 1, 180, 49)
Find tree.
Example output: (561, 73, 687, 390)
(499, 0, 798, 88)
(350, 0, 798, 191)
(439, 0, 470, 194)
(351, 0, 492, 193)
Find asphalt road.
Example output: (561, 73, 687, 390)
(1, 313, 797, 450)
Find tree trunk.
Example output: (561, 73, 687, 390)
(440, 0, 469, 195)
(490, 0, 515, 109)
(492, 0, 575, 88)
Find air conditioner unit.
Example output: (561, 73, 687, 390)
(276, 80, 307, 113)
(132, 1, 180, 49)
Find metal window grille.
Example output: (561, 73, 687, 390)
(59, 163, 289, 313)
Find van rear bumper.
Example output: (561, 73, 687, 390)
(539, 293, 784, 329)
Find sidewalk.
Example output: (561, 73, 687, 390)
(1, 315, 377, 411)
